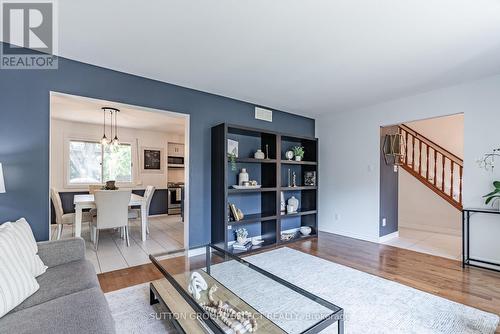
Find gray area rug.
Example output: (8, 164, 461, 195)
(105, 247, 499, 333)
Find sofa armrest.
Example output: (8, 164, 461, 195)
(37, 238, 86, 268)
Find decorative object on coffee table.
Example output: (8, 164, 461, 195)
(304, 171, 316, 186)
(188, 272, 208, 300)
(200, 285, 258, 334)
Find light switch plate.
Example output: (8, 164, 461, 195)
(255, 107, 272, 122)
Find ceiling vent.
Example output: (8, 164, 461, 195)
(255, 107, 272, 122)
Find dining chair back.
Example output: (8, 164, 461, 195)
(94, 190, 131, 230)
(143, 185, 156, 214)
(50, 188, 64, 225)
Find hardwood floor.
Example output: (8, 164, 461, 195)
(98, 231, 500, 330)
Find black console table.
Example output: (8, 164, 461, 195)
(462, 208, 500, 272)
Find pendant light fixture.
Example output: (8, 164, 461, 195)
(101, 107, 120, 146)
(100, 107, 109, 145)
(112, 107, 120, 146)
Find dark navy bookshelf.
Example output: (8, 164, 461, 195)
(211, 123, 318, 254)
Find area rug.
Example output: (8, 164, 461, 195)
(105, 247, 499, 333)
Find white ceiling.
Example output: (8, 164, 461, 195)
(39, 1, 500, 116)
(51, 93, 186, 134)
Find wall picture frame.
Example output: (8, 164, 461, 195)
(227, 139, 239, 158)
(141, 147, 164, 174)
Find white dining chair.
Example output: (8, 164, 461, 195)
(51, 188, 92, 240)
(91, 190, 132, 250)
(128, 185, 155, 234)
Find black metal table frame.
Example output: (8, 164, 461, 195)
(462, 208, 500, 273)
(149, 244, 345, 334)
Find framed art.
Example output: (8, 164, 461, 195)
(142, 147, 164, 173)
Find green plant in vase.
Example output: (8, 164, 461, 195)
(292, 146, 305, 161)
(483, 181, 500, 208)
(227, 152, 237, 171)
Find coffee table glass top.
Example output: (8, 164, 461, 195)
(150, 245, 343, 334)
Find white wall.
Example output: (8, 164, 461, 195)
(398, 169, 461, 235)
(50, 119, 184, 190)
(404, 113, 464, 158)
(317, 74, 500, 263)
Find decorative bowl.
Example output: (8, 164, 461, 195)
(299, 226, 312, 236)
(232, 185, 261, 189)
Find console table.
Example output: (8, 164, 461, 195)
(462, 208, 500, 272)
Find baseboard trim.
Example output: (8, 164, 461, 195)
(379, 231, 399, 243)
(399, 223, 461, 236)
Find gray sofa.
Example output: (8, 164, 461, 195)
(0, 238, 115, 334)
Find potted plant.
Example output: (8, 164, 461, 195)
(227, 153, 237, 171)
(483, 181, 500, 209)
(292, 146, 305, 161)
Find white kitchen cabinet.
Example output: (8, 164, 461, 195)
(168, 143, 184, 157)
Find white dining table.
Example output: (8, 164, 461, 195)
(73, 193, 148, 241)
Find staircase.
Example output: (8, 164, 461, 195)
(398, 124, 463, 210)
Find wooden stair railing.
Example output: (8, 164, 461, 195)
(398, 124, 463, 210)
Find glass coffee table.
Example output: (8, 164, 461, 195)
(149, 245, 344, 334)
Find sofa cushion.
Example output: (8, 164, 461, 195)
(0, 223, 40, 318)
(12, 259, 99, 312)
(0, 287, 116, 334)
(10, 218, 47, 277)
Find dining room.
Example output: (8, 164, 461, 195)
(49, 92, 189, 273)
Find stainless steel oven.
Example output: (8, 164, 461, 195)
(167, 183, 183, 215)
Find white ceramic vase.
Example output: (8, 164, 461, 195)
(238, 168, 249, 185)
(254, 149, 265, 159)
(295, 156, 302, 161)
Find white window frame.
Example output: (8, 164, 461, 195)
(63, 135, 137, 189)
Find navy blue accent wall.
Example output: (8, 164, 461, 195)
(0, 43, 315, 244)
(379, 126, 399, 237)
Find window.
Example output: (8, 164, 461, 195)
(68, 140, 132, 185)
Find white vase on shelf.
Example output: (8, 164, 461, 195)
(254, 149, 265, 159)
(238, 168, 249, 186)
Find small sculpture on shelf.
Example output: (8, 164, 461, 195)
(287, 196, 299, 213)
(235, 227, 248, 245)
(304, 171, 316, 186)
(292, 171, 297, 187)
(285, 150, 294, 160)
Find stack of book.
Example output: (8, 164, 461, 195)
(232, 241, 252, 251)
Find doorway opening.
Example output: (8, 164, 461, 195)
(49, 92, 190, 273)
(379, 114, 463, 260)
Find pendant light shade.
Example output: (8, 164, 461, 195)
(112, 108, 120, 146)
